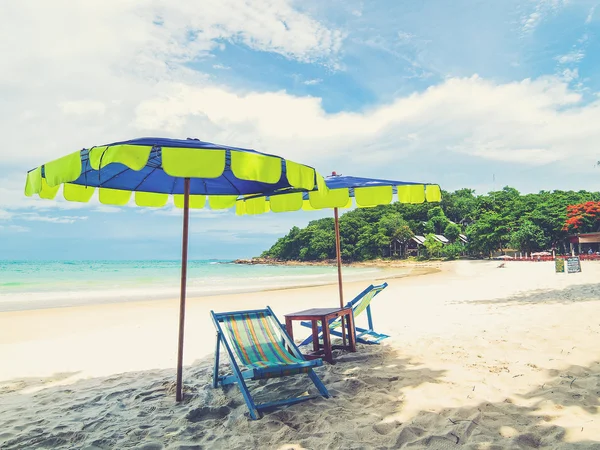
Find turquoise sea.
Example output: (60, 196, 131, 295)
(0, 260, 387, 312)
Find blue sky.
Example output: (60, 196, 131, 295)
(1, 0, 600, 260)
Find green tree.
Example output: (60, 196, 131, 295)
(442, 242, 464, 260)
(441, 188, 477, 225)
(260, 187, 600, 262)
(425, 206, 450, 234)
(509, 221, 549, 254)
(423, 233, 443, 258)
(466, 212, 508, 256)
(444, 222, 461, 242)
(355, 224, 388, 260)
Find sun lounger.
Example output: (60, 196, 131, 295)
(211, 307, 330, 419)
(299, 283, 389, 346)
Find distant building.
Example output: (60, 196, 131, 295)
(568, 232, 600, 254)
(406, 235, 426, 257)
(458, 234, 468, 244)
(388, 237, 403, 258)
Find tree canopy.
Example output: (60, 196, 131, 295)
(260, 187, 600, 261)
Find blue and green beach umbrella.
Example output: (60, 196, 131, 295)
(24, 137, 327, 401)
(235, 173, 442, 317)
(235, 173, 441, 215)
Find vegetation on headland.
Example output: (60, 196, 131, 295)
(259, 187, 600, 262)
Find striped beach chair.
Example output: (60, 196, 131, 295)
(300, 283, 389, 346)
(211, 307, 329, 419)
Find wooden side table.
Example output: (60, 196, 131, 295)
(284, 307, 356, 364)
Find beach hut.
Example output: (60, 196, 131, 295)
(24, 137, 328, 401)
(389, 237, 403, 258)
(406, 235, 427, 257)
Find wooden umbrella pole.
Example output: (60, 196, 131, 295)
(176, 178, 191, 402)
(334, 207, 346, 346)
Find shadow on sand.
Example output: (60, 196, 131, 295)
(1, 345, 599, 449)
(461, 282, 600, 306)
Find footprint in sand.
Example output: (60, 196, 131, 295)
(186, 406, 230, 422)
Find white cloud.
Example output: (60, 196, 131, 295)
(189, 213, 324, 238)
(556, 50, 585, 64)
(0, 224, 29, 233)
(561, 68, 579, 82)
(586, 5, 595, 23)
(148, 205, 228, 219)
(397, 31, 416, 41)
(521, 0, 569, 35)
(60, 101, 107, 116)
(212, 64, 231, 70)
(522, 11, 542, 34)
(0, 0, 343, 168)
(0, 209, 13, 221)
(18, 213, 88, 224)
(133, 74, 599, 172)
(303, 78, 323, 85)
(93, 206, 123, 214)
(1, 0, 342, 73)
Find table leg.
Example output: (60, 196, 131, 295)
(285, 318, 294, 353)
(311, 320, 319, 352)
(321, 318, 333, 364)
(346, 312, 357, 352)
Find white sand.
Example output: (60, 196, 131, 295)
(1, 261, 599, 449)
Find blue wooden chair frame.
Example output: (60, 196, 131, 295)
(300, 283, 389, 346)
(211, 306, 329, 420)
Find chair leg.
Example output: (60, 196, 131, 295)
(236, 376, 260, 420)
(213, 332, 221, 388)
(367, 305, 374, 332)
(308, 369, 330, 398)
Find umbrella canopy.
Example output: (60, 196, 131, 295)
(235, 173, 442, 340)
(24, 137, 327, 401)
(235, 173, 441, 215)
(25, 137, 322, 205)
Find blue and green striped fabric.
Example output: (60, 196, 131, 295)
(328, 287, 381, 330)
(221, 312, 313, 379)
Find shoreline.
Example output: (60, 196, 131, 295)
(0, 262, 439, 314)
(233, 256, 446, 268)
(230, 257, 442, 267)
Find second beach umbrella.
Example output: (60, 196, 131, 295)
(236, 173, 442, 342)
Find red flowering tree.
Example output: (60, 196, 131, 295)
(563, 201, 600, 233)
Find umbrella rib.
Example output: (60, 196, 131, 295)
(99, 167, 133, 187)
(169, 176, 178, 195)
(220, 171, 242, 196)
(132, 168, 159, 192)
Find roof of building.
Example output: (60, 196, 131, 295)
(433, 235, 449, 244)
(412, 235, 426, 245)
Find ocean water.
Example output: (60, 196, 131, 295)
(0, 260, 389, 312)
